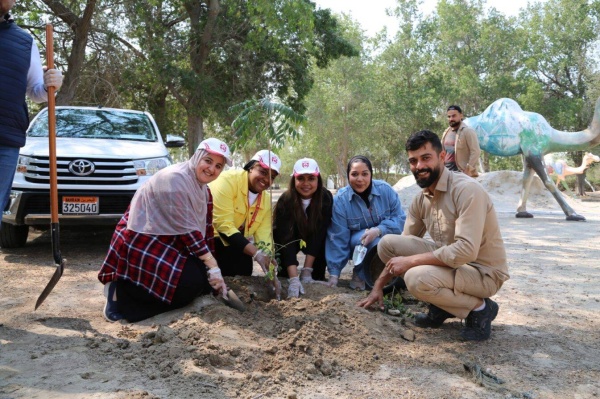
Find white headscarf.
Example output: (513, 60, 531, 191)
(127, 149, 212, 236)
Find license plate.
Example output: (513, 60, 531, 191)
(62, 196, 99, 214)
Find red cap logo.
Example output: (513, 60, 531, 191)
(302, 161, 309, 168)
(272, 156, 278, 164)
(220, 143, 227, 152)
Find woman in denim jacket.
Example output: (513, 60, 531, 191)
(325, 156, 406, 289)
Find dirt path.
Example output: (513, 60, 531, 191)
(1, 172, 600, 399)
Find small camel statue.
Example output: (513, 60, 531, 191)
(544, 152, 600, 189)
(465, 97, 600, 221)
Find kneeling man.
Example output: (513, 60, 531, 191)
(359, 130, 509, 341)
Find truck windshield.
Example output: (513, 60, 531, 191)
(28, 108, 158, 142)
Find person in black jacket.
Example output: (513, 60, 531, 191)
(273, 158, 333, 298)
(0, 2, 63, 219)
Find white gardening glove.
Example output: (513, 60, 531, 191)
(300, 267, 314, 284)
(253, 250, 272, 273)
(361, 227, 381, 246)
(326, 275, 339, 288)
(43, 68, 63, 91)
(287, 276, 305, 298)
(207, 267, 228, 298)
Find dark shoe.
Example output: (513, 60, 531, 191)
(413, 304, 454, 328)
(103, 282, 124, 322)
(460, 298, 499, 341)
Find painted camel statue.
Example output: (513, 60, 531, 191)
(465, 97, 600, 221)
(544, 152, 600, 188)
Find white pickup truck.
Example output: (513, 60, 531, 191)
(0, 106, 184, 248)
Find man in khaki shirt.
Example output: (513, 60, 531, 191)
(441, 105, 480, 177)
(359, 130, 509, 341)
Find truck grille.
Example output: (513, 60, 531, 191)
(23, 157, 139, 186)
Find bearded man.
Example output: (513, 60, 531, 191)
(358, 130, 509, 341)
(441, 105, 480, 177)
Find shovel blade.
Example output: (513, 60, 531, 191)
(35, 259, 65, 310)
(219, 289, 246, 312)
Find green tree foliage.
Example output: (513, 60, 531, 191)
(300, 16, 377, 187)
(15, 0, 98, 107)
(518, 0, 600, 130)
(229, 97, 306, 151)
(115, 0, 357, 155)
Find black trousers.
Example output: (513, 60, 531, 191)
(116, 255, 211, 322)
(214, 238, 254, 276)
(276, 245, 327, 281)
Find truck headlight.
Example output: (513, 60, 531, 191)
(133, 157, 171, 176)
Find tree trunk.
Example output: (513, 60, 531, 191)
(43, 0, 97, 106)
(187, 113, 204, 158)
(148, 89, 169, 139)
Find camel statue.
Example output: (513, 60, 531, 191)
(465, 97, 600, 221)
(544, 152, 600, 189)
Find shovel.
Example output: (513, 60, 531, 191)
(218, 289, 246, 312)
(35, 24, 66, 310)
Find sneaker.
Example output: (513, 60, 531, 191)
(460, 298, 499, 341)
(349, 270, 365, 291)
(103, 282, 124, 322)
(413, 304, 454, 328)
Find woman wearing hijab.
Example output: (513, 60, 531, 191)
(98, 138, 232, 323)
(325, 155, 406, 289)
(209, 150, 282, 298)
(273, 158, 333, 298)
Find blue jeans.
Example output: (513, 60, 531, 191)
(0, 146, 19, 214)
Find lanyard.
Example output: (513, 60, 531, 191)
(246, 192, 262, 232)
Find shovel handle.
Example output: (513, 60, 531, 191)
(45, 24, 58, 224)
(35, 24, 64, 310)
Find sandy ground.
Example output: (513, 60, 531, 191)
(1, 171, 599, 399)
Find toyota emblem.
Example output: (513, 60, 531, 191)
(68, 159, 95, 176)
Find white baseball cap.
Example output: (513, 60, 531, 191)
(251, 150, 281, 174)
(292, 157, 320, 176)
(197, 138, 232, 166)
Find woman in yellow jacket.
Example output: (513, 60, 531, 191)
(209, 150, 282, 297)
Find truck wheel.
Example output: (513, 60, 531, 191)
(0, 222, 29, 248)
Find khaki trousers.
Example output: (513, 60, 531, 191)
(378, 235, 500, 319)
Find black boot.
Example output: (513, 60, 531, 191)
(460, 298, 499, 341)
(413, 304, 454, 328)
